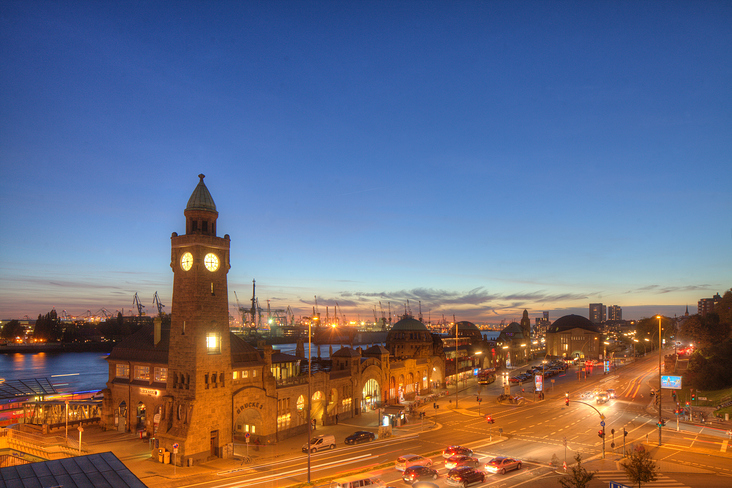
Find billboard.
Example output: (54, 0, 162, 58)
(661, 375, 682, 389)
(534, 374, 543, 392)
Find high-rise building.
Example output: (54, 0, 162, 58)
(608, 305, 622, 321)
(589, 303, 606, 324)
(698, 293, 721, 317)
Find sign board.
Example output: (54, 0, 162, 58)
(610, 483, 632, 488)
(173, 443, 179, 449)
(600, 421, 605, 427)
(604, 360, 610, 373)
(139, 388, 160, 397)
(661, 375, 683, 389)
(534, 374, 544, 392)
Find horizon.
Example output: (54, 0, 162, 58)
(1, 2, 730, 323)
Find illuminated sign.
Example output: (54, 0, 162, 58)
(139, 388, 160, 396)
(534, 374, 543, 392)
(661, 375, 682, 389)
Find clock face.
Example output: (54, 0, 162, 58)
(180, 252, 193, 271)
(204, 253, 219, 272)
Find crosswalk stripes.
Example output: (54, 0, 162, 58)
(594, 471, 689, 487)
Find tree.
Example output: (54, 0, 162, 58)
(558, 453, 596, 488)
(715, 289, 732, 325)
(1, 320, 24, 340)
(620, 444, 658, 487)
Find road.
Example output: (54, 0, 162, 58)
(168, 352, 732, 488)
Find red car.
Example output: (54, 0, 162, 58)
(444, 455, 480, 470)
(442, 446, 474, 458)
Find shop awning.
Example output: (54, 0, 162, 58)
(383, 405, 405, 415)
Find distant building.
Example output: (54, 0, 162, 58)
(545, 315, 602, 360)
(589, 303, 606, 324)
(698, 294, 721, 317)
(608, 305, 622, 321)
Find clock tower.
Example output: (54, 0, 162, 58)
(161, 174, 233, 462)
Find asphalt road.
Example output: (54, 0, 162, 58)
(165, 352, 732, 488)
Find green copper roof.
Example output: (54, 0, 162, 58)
(186, 173, 217, 212)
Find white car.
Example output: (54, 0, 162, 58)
(395, 454, 432, 471)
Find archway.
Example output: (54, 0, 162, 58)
(398, 374, 405, 402)
(327, 388, 339, 418)
(362, 378, 380, 412)
(117, 401, 127, 432)
(234, 407, 263, 440)
(136, 401, 146, 431)
(312, 391, 325, 424)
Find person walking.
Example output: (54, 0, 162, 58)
(335, 413, 339, 424)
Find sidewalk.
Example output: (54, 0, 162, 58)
(79, 403, 442, 488)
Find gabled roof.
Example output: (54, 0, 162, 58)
(106, 323, 169, 364)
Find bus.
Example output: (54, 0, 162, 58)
(477, 368, 496, 385)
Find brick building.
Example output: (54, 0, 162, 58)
(100, 175, 447, 466)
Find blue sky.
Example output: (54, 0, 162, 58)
(1, 1, 730, 324)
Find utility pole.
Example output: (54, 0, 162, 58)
(658, 315, 663, 447)
(455, 318, 459, 408)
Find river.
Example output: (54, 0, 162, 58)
(0, 343, 369, 395)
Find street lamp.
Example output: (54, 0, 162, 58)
(657, 315, 662, 447)
(307, 320, 312, 482)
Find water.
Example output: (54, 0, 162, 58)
(0, 352, 110, 394)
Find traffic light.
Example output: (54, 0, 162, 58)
(486, 415, 494, 424)
(691, 390, 696, 401)
(565, 392, 570, 406)
(661, 419, 666, 426)
(598, 429, 605, 438)
(623, 428, 628, 437)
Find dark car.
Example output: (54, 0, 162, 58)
(402, 465, 439, 483)
(442, 445, 473, 458)
(446, 466, 485, 487)
(444, 455, 480, 470)
(345, 431, 376, 445)
(484, 456, 521, 474)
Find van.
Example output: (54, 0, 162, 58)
(331, 475, 385, 488)
(302, 434, 336, 453)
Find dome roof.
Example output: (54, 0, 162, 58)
(449, 321, 481, 336)
(186, 174, 217, 212)
(547, 314, 600, 334)
(390, 316, 429, 332)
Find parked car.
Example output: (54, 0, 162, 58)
(446, 466, 485, 487)
(396, 454, 432, 471)
(345, 431, 376, 445)
(509, 376, 522, 383)
(402, 465, 439, 483)
(442, 446, 473, 458)
(484, 456, 521, 474)
(302, 434, 336, 453)
(444, 455, 480, 470)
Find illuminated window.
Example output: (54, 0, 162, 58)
(233, 371, 239, 380)
(134, 366, 150, 381)
(242, 370, 249, 378)
(116, 364, 129, 379)
(277, 413, 291, 430)
(154, 367, 167, 383)
(297, 395, 305, 411)
(206, 332, 221, 354)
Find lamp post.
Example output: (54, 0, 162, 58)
(657, 315, 662, 447)
(455, 321, 459, 408)
(307, 319, 312, 482)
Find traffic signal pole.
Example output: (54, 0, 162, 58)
(566, 399, 607, 459)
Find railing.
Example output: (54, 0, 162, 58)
(0, 427, 86, 460)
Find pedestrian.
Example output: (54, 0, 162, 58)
(335, 413, 339, 424)
(254, 438, 260, 451)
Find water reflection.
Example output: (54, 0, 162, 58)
(0, 352, 109, 393)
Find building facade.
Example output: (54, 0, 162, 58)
(589, 303, 606, 324)
(545, 314, 602, 360)
(100, 175, 447, 466)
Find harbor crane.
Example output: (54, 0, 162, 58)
(152, 291, 165, 316)
(132, 292, 146, 316)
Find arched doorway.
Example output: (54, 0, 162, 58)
(117, 401, 127, 432)
(398, 374, 405, 402)
(327, 388, 339, 418)
(312, 391, 325, 424)
(136, 401, 146, 431)
(362, 378, 380, 412)
(234, 407, 263, 440)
